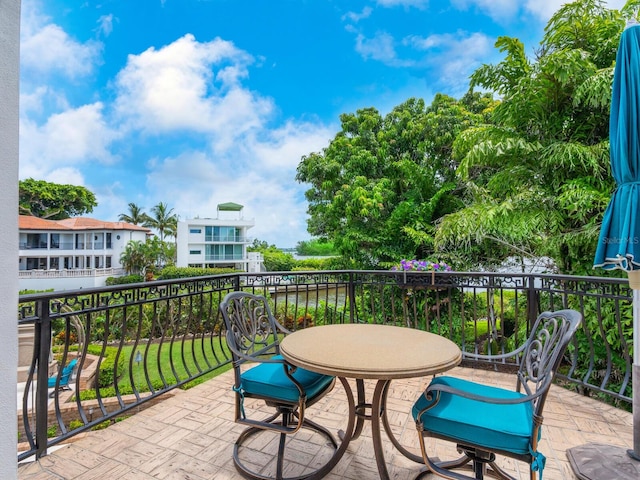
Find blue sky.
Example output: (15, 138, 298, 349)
(19, 0, 626, 247)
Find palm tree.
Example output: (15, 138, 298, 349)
(146, 202, 178, 242)
(118, 203, 150, 225)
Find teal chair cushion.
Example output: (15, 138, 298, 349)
(240, 355, 334, 404)
(47, 358, 78, 388)
(412, 376, 535, 455)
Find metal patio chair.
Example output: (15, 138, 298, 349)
(412, 309, 582, 480)
(47, 358, 78, 398)
(220, 291, 339, 480)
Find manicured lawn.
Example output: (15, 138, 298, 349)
(78, 336, 232, 400)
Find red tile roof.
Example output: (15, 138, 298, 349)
(19, 215, 151, 232)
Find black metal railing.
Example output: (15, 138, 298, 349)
(17, 270, 633, 461)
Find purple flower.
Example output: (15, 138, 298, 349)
(391, 259, 452, 272)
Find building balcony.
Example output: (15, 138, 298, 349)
(15, 271, 637, 479)
(17, 366, 632, 480)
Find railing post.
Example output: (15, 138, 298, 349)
(527, 274, 539, 334)
(348, 272, 356, 323)
(34, 298, 52, 459)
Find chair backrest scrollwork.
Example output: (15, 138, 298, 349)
(220, 292, 282, 381)
(516, 309, 582, 416)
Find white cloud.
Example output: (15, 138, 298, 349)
(343, 7, 373, 23)
(96, 14, 115, 38)
(20, 102, 119, 179)
(113, 34, 274, 141)
(355, 31, 414, 66)
(406, 31, 493, 93)
(142, 119, 334, 245)
(524, 1, 627, 22)
(451, 0, 519, 22)
(20, 1, 102, 79)
(376, 0, 429, 9)
(45, 167, 87, 187)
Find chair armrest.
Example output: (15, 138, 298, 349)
(423, 377, 549, 406)
(462, 341, 528, 362)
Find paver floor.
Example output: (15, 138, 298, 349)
(17, 367, 634, 480)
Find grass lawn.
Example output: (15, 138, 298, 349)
(78, 336, 233, 400)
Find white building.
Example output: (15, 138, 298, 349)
(18, 215, 151, 291)
(176, 203, 255, 271)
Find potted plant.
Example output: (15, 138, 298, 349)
(391, 259, 453, 289)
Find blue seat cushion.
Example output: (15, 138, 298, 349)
(48, 358, 77, 388)
(240, 355, 334, 404)
(412, 376, 535, 455)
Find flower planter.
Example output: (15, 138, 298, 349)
(395, 271, 454, 290)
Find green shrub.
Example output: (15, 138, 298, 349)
(106, 274, 143, 285)
(68, 419, 84, 430)
(293, 257, 336, 270)
(86, 344, 125, 388)
(263, 251, 296, 271)
(156, 266, 235, 279)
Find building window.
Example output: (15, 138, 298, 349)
(190, 228, 202, 234)
(190, 250, 201, 255)
(106, 256, 112, 268)
(205, 226, 242, 242)
(106, 233, 112, 249)
(205, 244, 243, 260)
(50, 233, 60, 249)
(26, 233, 47, 249)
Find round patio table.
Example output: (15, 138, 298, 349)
(279, 323, 462, 480)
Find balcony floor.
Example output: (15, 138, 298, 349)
(18, 366, 633, 480)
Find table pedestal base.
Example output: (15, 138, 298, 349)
(338, 378, 424, 480)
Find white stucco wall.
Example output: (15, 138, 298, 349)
(0, 1, 21, 478)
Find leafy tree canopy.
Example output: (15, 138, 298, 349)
(434, 0, 634, 275)
(19, 179, 97, 220)
(296, 95, 491, 268)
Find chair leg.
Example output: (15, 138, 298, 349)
(232, 407, 340, 480)
(415, 434, 520, 480)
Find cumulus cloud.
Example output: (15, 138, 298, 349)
(142, 118, 334, 244)
(45, 167, 87, 187)
(20, 0, 102, 79)
(20, 103, 119, 179)
(113, 33, 274, 143)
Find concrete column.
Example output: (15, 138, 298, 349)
(0, 1, 21, 478)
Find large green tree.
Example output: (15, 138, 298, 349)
(19, 179, 97, 220)
(435, 0, 639, 275)
(296, 95, 492, 268)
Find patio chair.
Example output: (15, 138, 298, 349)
(412, 309, 582, 480)
(220, 291, 338, 480)
(47, 358, 78, 398)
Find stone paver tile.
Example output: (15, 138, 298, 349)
(73, 460, 133, 480)
(27, 450, 90, 478)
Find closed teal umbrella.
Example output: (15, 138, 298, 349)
(594, 21, 640, 464)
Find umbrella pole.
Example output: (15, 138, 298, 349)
(631, 288, 640, 460)
(566, 275, 640, 477)
(628, 271, 640, 461)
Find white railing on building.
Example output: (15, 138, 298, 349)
(18, 268, 126, 279)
